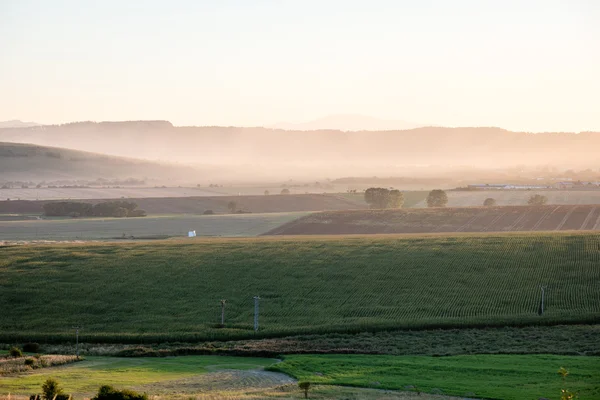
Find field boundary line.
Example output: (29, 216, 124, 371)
(592, 212, 600, 230)
(580, 207, 597, 230)
(555, 205, 578, 231)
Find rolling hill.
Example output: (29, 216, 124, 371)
(0, 142, 203, 183)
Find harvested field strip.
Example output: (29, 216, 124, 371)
(1, 233, 599, 342)
(267, 205, 600, 235)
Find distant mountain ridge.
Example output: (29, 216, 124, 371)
(0, 120, 40, 128)
(1, 121, 599, 175)
(271, 114, 420, 131)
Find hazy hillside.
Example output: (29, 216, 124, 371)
(271, 114, 420, 131)
(0, 120, 40, 128)
(2, 122, 600, 179)
(0, 142, 204, 183)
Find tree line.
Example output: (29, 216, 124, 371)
(364, 188, 449, 209)
(43, 200, 147, 218)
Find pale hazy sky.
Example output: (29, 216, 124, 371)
(1, 0, 599, 131)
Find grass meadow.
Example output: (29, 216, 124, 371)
(0, 355, 279, 396)
(269, 354, 600, 400)
(1, 232, 599, 342)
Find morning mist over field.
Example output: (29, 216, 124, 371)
(2, 2, 600, 400)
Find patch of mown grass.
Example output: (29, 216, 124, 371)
(0, 233, 599, 342)
(268, 354, 600, 400)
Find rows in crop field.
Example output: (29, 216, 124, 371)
(1, 234, 599, 341)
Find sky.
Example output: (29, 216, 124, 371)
(1, 0, 599, 132)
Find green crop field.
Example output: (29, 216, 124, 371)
(269, 354, 600, 400)
(1, 232, 599, 342)
(0, 212, 307, 241)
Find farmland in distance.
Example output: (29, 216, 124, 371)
(1, 233, 599, 342)
(266, 205, 600, 235)
(0, 212, 308, 242)
(413, 189, 600, 207)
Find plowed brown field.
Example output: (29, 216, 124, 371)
(265, 205, 600, 235)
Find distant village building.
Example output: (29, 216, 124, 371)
(467, 184, 551, 190)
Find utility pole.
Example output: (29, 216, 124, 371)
(72, 326, 81, 358)
(220, 299, 226, 326)
(253, 296, 260, 332)
(539, 285, 547, 315)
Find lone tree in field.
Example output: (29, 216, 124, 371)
(298, 381, 311, 399)
(427, 189, 448, 207)
(227, 201, 237, 213)
(483, 198, 496, 206)
(281, 188, 290, 195)
(264, 190, 269, 195)
(528, 194, 548, 206)
(364, 188, 404, 209)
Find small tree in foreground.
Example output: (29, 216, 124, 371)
(298, 381, 311, 399)
(427, 189, 448, 207)
(528, 194, 548, 206)
(558, 367, 577, 400)
(92, 385, 147, 400)
(42, 378, 63, 400)
(483, 198, 496, 206)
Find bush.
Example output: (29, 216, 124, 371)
(128, 209, 147, 217)
(203, 210, 214, 215)
(9, 346, 23, 358)
(92, 385, 148, 400)
(483, 198, 496, 206)
(528, 194, 548, 206)
(25, 358, 35, 366)
(427, 189, 448, 207)
(42, 378, 63, 400)
(23, 342, 41, 353)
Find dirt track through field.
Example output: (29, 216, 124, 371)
(134, 369, 296, 394)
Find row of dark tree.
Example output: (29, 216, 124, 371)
(43, 200, 147, 218)
(364, 188, 449, 209)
